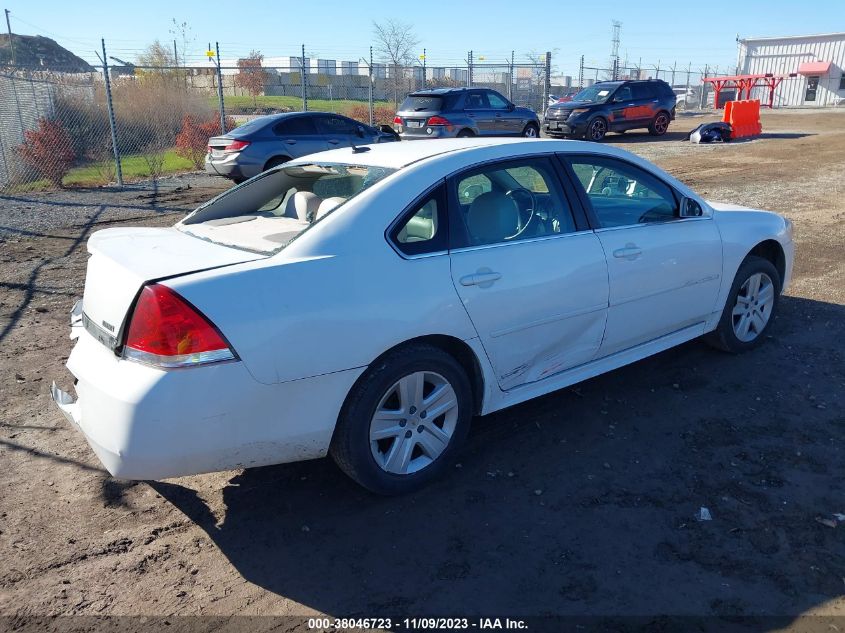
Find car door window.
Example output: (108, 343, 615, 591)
(487, 92, 510, 109)
(451, 158, 577, 248)
(614, 86, 633, 102)
(316, 115, 356, 136)
(465, 91, 489, 110)
(389, 184, 448, 256)
(567, 156, 679, 228)
(273, 117, 318, 136)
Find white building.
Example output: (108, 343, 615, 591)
(736, 32, 845, 106)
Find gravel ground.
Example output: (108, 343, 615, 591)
(1, 109, 844, 629)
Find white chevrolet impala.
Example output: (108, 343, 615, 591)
(52, 138, 794, 494)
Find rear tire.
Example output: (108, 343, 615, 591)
(457, 129, 475, 138)
(522, 123, 540, 138)
(330, 344, 473, 495)
(648, 111, 671, 136)
(263, 156, 289, 172)
(706, 256, 780, 353)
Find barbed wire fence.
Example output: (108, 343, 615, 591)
(0, 39, 726, 192)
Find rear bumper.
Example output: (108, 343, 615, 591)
(52, 325, 364, 480)
(398, 126, 460, 140)
(204, 153, 252, 180)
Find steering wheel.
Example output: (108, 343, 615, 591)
(503, 187, 536, 240)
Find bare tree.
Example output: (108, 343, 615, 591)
(372, 19, 420, 106)
(168, 18, 194, 67)
(235, 50, 266, 108)
(137, 40, 176, 68)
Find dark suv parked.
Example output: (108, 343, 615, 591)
(544, 79, 676, 141)
(393, 88, 541, 139)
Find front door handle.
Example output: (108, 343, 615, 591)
(460, 271, 502, 287)
(328, 139, 341, 145)
(613, 244, 642, 260)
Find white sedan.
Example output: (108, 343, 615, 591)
(52, 138, 794, 494)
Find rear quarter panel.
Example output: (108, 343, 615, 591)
(165, 165, 480, 385)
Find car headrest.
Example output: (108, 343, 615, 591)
(316, 196, 346, 220)
(466, 191, 518, 244)
(284, 191, 321, 222)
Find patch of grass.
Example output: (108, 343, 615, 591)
(219, 94, 393, 115)
(8, 149, 195, 192)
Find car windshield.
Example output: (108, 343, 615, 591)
(571, 85, 618, 104)
(178, 163, 396, 254)
(399, 94, 444, 112)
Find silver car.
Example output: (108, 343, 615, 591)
(393, 88, 540, 140)
(205, 112, 398, 183)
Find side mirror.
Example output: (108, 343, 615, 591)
(680, 197, 704, 218)
(355, 125, 366, 138)
(507, 102, 516, 111)
(379, 124, 400, 138)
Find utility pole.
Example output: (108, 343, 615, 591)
(4, 9, 14, 66)
(578, 54, 584, 90)
(173, 39, 178, 67)
(422, 47, 426, 90)
(215, 42, 225, 133)
(671, 61, 676, 87)
(610, 20, 621, 80)
(509, 50, 514, 101)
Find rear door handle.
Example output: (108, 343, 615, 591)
(460, 271, 502, 287)
(328, 139, 341, 145)
(285, 139, 297, 144)
(613, 244, 642, 260)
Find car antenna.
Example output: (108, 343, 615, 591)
(351, 142, 371, 154)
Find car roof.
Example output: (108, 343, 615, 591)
(409, 87, 473, 95)
(287, 137, 631, 170)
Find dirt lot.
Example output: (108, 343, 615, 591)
(1, 109, 844, 628)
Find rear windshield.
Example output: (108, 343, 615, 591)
(571, 85, 619, 104)
(228, 116, 269, 136)
(179, 163, 396, 254)
(400, 94, 445, 112)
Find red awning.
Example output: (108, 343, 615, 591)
(797, 61, 832, 75)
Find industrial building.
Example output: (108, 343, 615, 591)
(736, 32, 845, 106)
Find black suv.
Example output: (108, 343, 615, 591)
(544, 79, 676, 141)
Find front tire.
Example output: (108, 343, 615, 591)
(707, 256, 780, 353)
(585, 117, 608, 141)
(330, 344, 473, 495)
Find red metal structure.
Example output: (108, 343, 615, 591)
(702, 73, 797, 109)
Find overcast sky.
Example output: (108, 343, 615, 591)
(4, 0, 843, 76)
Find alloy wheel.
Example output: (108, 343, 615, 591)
(369, 371, 459, 475)
(731, 272, 775, 342)
(589, 119, 607, 140)
(654, 114, 669, 134)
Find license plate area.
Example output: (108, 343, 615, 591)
(406, 120, 424, 128)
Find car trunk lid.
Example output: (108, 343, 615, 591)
(81, 227, 264, 350)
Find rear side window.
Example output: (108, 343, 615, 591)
(389, 184, 448, 256)
(399, 95, 443, 112)
(316, 115, 356, 135)
(273, 117, 318, 136)
(631, 83, 655, 100)
(464, 91, 489, 109)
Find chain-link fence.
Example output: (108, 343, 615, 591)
(2, 42, 734, 192)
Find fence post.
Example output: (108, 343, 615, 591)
(509, 50, 514, 101)
(467, 50, 473, 88)
(543, 51, 551, 111)
(215, 42, 226, 134)
(368, 46, 374, 126)
(101, 39, 123, 187)
(702, 64, 709, 108)
(301, 44, 308, 111)
(422, 48, 426, 90)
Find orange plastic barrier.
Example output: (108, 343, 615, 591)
(722, 99, 762, 139)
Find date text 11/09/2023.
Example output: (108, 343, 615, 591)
(306, 617, 529, 630)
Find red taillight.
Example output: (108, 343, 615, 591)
(393, 116, 402, 125)
(124, 284, 235, 368)
(223, 139, 250, 153)
(426, 116, 451, 126)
